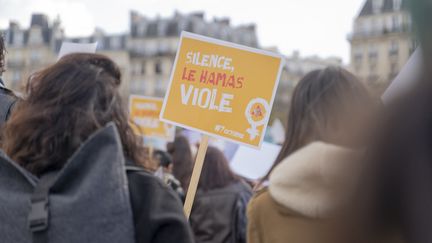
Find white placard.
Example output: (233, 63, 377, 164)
(58, 42, 98, 60)
(382, 48, 423, 104)
(230, 142, 281, 180)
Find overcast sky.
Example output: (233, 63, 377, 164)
(0, 0, 365, 63)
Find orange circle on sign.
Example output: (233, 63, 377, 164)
(249, 103, 266, 122)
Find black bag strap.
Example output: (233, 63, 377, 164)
(28, 172, 57, 243)
(0, 91, 17, 122)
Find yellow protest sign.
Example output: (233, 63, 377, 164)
(160, 32, 284, 148)
(129, 95, 175, 141)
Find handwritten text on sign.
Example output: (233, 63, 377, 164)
(161, 32, 283, 148)
(130, 96, 175, 141)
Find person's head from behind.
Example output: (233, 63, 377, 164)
(2, 53, 146, 176)
(263, 66, 374, 181)
(154, 150, 173, 173)
(198, 146, 239, 192)
(167, 135, 192, 159)
(167, 135, 193, 185)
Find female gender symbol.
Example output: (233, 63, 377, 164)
(245, 98, 270, 141)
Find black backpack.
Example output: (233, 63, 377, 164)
(0, 123, 136, 243)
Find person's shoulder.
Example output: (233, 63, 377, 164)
(125, 162, 174, 199)
(200, 181, 251, 198)
(126, 164, 168, 191)
(232, 181, 253, 199)
(247, 188, 272, 224)
(248, 188, 272, 212)
(125, 164, 194, 243)
(126, 163, 183, 211)
(253, 187, 270, 200)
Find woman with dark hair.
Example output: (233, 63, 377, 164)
(190, 146, 252, 243)
(247, 67, 376, 243)
(167, 135, 194, 192)
(1, 53, 194, 243)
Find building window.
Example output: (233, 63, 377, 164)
(389, 40, 399, 56)
(373, 0, 384, 14)
(155, 61, 162, 74)
(368, 44, 379, 61)
(14, 31, 24, 47)
(393, 0, 402, 11)
(391, 16, 401, 31)
(354, 45, 363, 63)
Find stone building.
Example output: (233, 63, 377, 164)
(127, 11, 258, 97)
(1, 11, 259, 99)
(1, 11, 342, 122)
(2, 14, 63, 92)
(348, 0, 415, 93)
(272, 51, 342, 122)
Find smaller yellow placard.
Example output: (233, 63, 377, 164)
(129, 95, 175, 141)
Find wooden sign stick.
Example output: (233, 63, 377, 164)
(183, 134, 210, 219)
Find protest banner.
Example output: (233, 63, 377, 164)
(129, 95, 175, 141)
(160, 31, 284, 217)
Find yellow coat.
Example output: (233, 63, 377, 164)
(247, 142, 404, 243)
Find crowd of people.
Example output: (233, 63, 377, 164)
(0, 9, 432, 242)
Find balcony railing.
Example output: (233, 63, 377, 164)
(348, 25, 411, 40)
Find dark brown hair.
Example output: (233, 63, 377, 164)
(2, 53, 148, 176)
(262, 66, 372, 182)
(198, 146, 239, 191)
(167, 135, 194, 192)
(0, 34, 5, 75)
